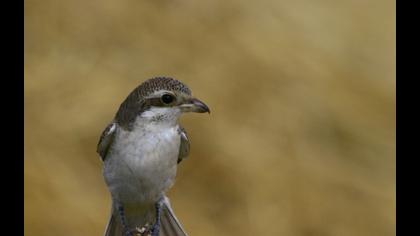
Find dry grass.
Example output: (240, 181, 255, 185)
(24, 0, 395, 235)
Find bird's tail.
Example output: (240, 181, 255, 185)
(104, 208, 123, 236)
(160, 196, 188, 236)
(103, 197, 187, 236)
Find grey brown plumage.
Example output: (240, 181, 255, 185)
(99, 77, 194, 236)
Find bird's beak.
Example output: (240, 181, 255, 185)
(180, 97, 210, 113)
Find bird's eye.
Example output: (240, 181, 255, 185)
(161, 94, 175, 104)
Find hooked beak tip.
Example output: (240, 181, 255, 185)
(190, 98, 210, 114)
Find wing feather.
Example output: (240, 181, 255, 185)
(97, 122, 117, 161)
(177, 126, 190, 164)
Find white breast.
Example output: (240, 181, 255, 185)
(103, 121, 181, 204)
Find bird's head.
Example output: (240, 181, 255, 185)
(115, 77, 210, 129)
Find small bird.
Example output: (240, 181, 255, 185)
(97, 77, 210, 236)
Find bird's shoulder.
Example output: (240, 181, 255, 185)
(177, 126, 190, 164)
(97, 121, 117, 161)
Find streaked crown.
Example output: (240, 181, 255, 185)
(133, 77, 191, 98)
(115, 77, 191, 129)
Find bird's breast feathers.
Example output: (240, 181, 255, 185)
(104, 120, 181, 203)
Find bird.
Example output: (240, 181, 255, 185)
(97, 77, 210, 236)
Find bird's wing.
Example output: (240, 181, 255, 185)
(177, 126, 190, 164)
(97, 122, 117, 161)
(161, 196, 188, 236)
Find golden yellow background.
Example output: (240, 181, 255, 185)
(24, 0, 395, 235)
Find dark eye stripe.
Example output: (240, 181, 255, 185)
(144, 94, 176, 107)
(148, 97, 162, 106)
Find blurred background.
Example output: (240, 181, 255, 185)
(24, 0, 395, 235)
